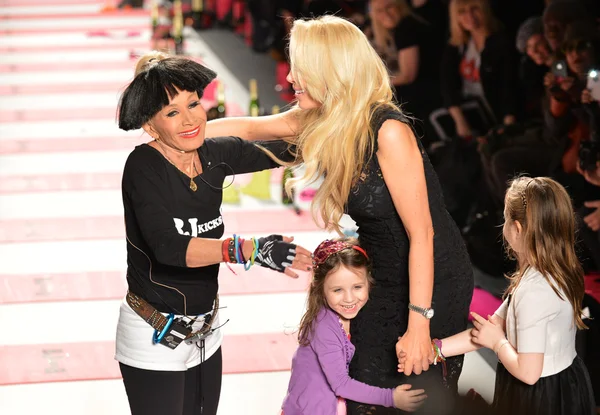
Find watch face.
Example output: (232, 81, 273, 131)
(426, 309, 435, 319)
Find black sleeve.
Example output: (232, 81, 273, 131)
(393, 16, 420, 50)
(206, 136, 296, 175)
(440, 44, 463, 108)
(495, 33, 519, 118)
(542, 97, 572, 146)
(518, 56, 547, 118)
(123, 153, 192, 267)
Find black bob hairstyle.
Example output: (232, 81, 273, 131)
(117, 57, 217, 131)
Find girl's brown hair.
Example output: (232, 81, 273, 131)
(504, 177, 587, 329)
(298, 238, 374, 346)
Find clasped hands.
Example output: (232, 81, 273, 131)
(394, 326, 434, 376)
(396, 312, 506, 373)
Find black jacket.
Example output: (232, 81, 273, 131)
(440, 31, 518, 123)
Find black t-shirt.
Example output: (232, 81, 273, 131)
(122, 137, 291, 315)
(392, 14, 443, 118)
(393, 14, 440, 84)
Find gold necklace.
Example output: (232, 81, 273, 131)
(156, 139, 198, 192)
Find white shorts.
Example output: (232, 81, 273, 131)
(115, 298, 223, 371)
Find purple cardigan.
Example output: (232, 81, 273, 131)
(281, 307, 395, 414)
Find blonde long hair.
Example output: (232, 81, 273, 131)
(504, 177, 587, 329)
(286, 16, 400, 233)
(448, 0, 498, 47)
(369, 0, 413, 56)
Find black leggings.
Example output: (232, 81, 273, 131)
(120, 347, 222, 415)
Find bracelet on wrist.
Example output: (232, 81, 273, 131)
(251, 238, 258, 265)
(235, 234, 248, 264)
(495, 339, 510, 357)
(227, 238, 237, 264)
(221, 238, 231, 263)
(431, 338, 447, 379)
(432, 338, 445, 361)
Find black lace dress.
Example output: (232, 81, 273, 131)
(346, 108, 474, 415)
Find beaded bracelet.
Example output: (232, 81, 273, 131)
(432, 338, 447, 379)
(432, 338, 445, 362)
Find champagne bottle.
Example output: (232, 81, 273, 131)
(277, 100, 291, 205)
(151, 1, 159, 35)
(248, 79, 260, 117)
(281, 167, 295, 206)
(172, 0, 184, 55)
(217, 81, 226, 119)
(243, 79, 270, 201)
(191, 0, 204, 30)
(277, 103, 299, 213)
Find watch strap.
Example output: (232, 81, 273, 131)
(408, 303, 433, 318)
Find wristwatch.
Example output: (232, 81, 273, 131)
(408, 303, 435, 319)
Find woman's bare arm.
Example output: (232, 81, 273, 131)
(205, 108, 300, 141)
(378, 120, 435, 376)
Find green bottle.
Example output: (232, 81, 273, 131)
(282, 167, 295, 206)
(249, 79, 260, 117)
(191, 0, 204, 30)
(151, 1, 158, 35)
(217, 81, 226, 119)
(172, 0, 184, 55)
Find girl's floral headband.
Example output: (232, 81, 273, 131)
(313, 239, 369, 268)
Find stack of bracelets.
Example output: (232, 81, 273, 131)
(431, 338, 447, 379)
(221, 234, 259, 271)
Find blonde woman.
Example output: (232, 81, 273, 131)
(369, 0, 443, 143)
(441, 0, 517, 139)
(207, 16, 473, 414)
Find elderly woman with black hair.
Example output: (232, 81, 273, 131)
(114, 52, 313, 415)
(515, 16, 553, 120)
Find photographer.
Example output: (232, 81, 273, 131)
(543, 21, 600, 206)
(577, 86, 600, 271)
(480, 21, 599, 209)
(576, 88, 600, 414)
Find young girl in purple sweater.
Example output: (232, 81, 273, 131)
(281, 238, 427, 414)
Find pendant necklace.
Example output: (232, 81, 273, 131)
(156, 139, 198, 192)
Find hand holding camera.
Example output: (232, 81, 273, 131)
(545, 65, 575, 99)
(582, 88, 595, 105)
(577, 162, 600, 187)
(586, 69, 600, 102)
(544, 71, 555, 89)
